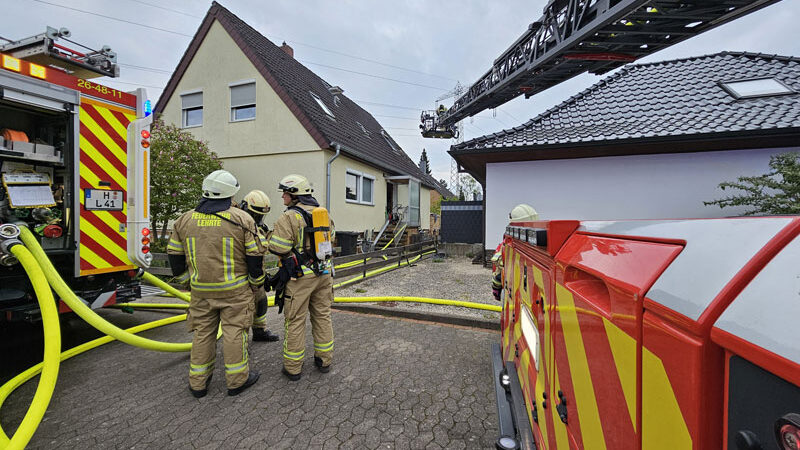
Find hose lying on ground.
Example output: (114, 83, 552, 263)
(140, 271, 190, 303)
(0, 315, 186, 448)
(1, 244, 61, 450)
(18, 227, 191, 353)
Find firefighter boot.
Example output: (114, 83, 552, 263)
(227, 371, 260, 396)
(252, 328, 279, 342)
(189, 374, 213, 398)
(314, 356, 331, 373)
(282, 367, 302, 382)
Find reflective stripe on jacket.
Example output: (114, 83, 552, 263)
(167, 207, 261, 298)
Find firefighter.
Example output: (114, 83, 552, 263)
(167, 169, 261, 397)
(492, 204, 538, 301)
(268, 174, 334, 381)
(238, 189, 280, 342)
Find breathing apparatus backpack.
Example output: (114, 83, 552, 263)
(290, 205, 333, 270)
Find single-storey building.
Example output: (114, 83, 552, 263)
(155, 1, 446, 238)
(449, 52, 800, 248)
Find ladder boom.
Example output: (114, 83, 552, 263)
(426, 0, 782, 133)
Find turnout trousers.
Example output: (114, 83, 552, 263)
(187, 287, 254, 390)
(283, 273, 334, 374)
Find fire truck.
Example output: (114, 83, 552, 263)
(0, 28, 152, 321)
(491, 218, 800, 449)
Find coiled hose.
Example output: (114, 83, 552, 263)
(0, 244, 61, 450)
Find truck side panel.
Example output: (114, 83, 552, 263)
(77, 96, 136, 276)
(552, 234, 683, 449)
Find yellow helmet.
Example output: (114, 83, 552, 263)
(241, 189, 271, 215)
(509, 204, 538, 222)
(202, 169, 240, 199)
(278, 174, 313, 195)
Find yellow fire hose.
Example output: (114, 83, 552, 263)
(140, 271, 190, 303)
(18, 227, 191, 353)
(1, 244, 61, 450)
(334, 297, 501, 312)
(0, 314, 186, 449)
(0, 239, 487, 448)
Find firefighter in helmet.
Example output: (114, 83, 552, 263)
(167, 169, 260, 397)
(239, 189, 280, 342)
(268, 174, 334, 381)
(492, 204, 538, 301)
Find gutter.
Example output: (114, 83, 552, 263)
(326, 143, 342, 211)
(329, 140, 438, 190)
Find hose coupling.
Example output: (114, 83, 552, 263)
(0, 237, 22, 252)
(0, 223, 22, 240)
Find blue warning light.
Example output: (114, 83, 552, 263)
(144, 99, 152, 117)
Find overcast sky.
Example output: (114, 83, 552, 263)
(4, 0, 799, 186)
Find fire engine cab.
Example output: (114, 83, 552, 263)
(492, 217, 800, 450)
(0, 28, 152, 321)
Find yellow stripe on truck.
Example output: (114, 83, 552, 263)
(556, 283, 606, 450)
(642, 348, 692, 449)
(603, 318, 638, 432)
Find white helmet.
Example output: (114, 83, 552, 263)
(202, 169, 240, 199)
(278, 174, 313, 196)
(241, 189, 271, 215)
(509, 204, 538, 222)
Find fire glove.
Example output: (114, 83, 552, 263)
(269, 270, 289, 314)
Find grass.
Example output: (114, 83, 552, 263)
(433, 258, 445, 263)
(355, 288, 367, 293)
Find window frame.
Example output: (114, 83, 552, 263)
(310, 92, 335, 119)
(344, 169, 375, 206)
(229, 80, 256, 123)
(719, 77, 794, 100)
(180, 90, 203, 128)
(408, 179, 420, 227)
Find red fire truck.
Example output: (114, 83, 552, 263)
(0, 28, 152, 321)
(491, 217, 800, 449)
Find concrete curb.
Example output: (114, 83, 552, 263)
(332, 303, 500, 331)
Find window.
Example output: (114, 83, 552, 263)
(356, 121, 370, 137)
(311, 92, 335, 119)
(409, 179, 420, 226)
(720, 77, 793, 99)
(345, 172, 358, 201)
(230, 81, 256, 121)
(181, 91, 202, 127)
(380, 129, 400, 153)
(345, 170, 374, 205)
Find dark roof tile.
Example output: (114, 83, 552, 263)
(452, 52, 800, 154)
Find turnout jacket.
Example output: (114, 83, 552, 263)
(168, 206, 265, 298)
(268, 203, 333, 275)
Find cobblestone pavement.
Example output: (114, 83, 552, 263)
(336, 256, 501, 322)
(1, 305, 500, 449)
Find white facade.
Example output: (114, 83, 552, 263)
(484, 147, 798, 248)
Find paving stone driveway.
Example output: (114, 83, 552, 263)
(2, 308, 500, 449)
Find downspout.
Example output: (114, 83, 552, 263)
(326, 143, 342, 211)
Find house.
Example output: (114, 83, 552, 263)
(154, 1, 444, 239)
(449, 52, 800, 248)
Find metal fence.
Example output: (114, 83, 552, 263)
(147, 240, 438, 280)
(440, 201, 483, 244)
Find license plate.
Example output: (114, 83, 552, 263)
(84, 189, 124, 211)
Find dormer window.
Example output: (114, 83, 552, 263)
(310, 92, 335, 119)
(720, 77, 794, 99)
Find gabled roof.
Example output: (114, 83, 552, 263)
(155, 1, 439, 189)
(451, 52, 800, 155)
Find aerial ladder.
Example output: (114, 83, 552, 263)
(420, 0, 783, 136)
